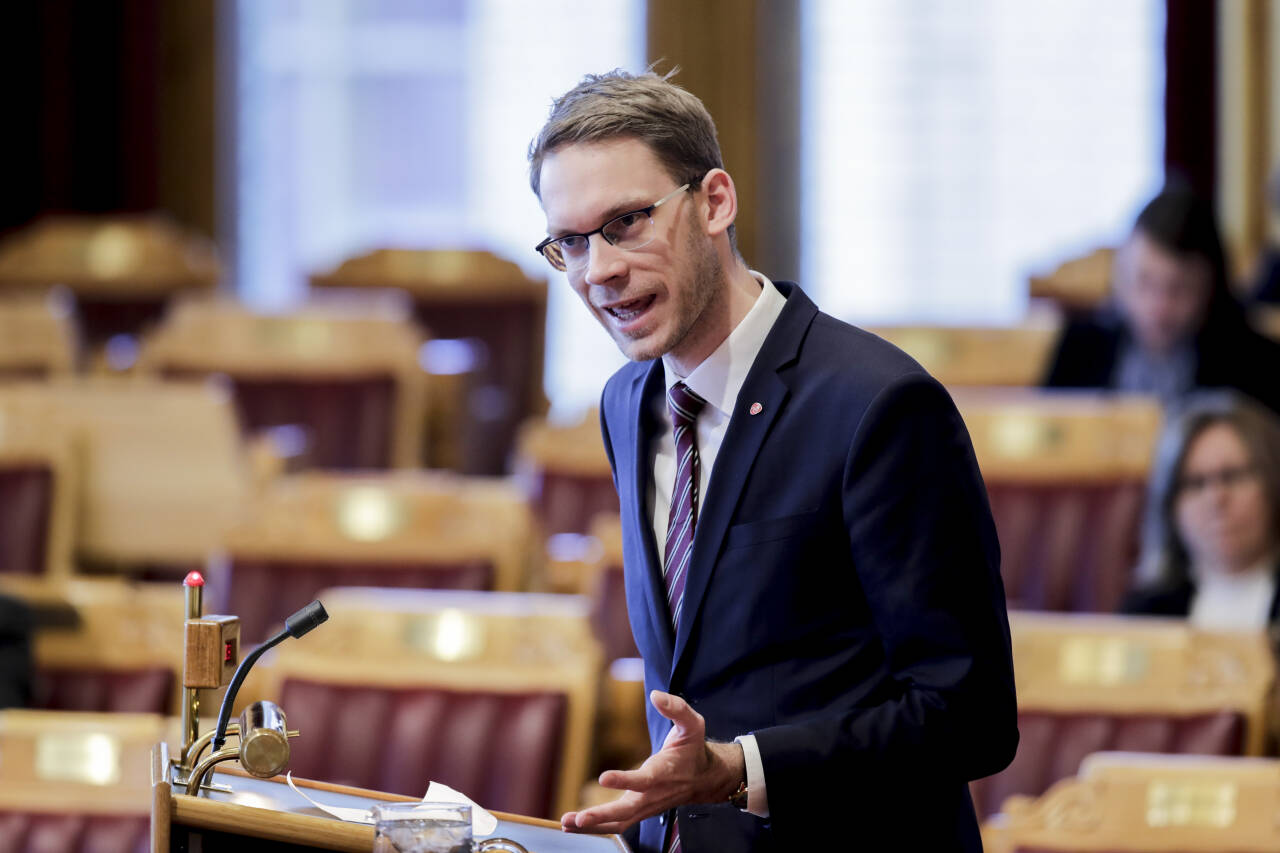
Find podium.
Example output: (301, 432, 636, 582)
(151, 744, 630, 853)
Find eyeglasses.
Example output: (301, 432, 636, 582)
(1176, 465, 1259, 496)
(535, 183, 691, 272)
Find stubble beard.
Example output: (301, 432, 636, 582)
(622, 216, 726, 364)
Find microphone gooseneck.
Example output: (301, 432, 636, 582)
(212, 600, 328, 751)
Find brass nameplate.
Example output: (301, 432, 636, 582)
(35, 732, 122, 786)
(1059, 637, 1149, 685)
(990, 416, 1064, 458)
(1147, 780, 1236, 828)
(404, 609, 485, 662)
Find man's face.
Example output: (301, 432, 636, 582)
(538, 137, 721, 364)
(1114, 231, 1212, 354)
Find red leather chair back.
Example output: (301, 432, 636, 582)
(971, 710, 1245, 820)
(0, 813, 149, 853)
(31, 667, 175, 714)
(533, 470, 620, 536)
(0, 467, 52, 576)
(987, 481, 1145, 612)
(591, 563, 638, 661)
(280, 679, 567, 818)
(223, 558, 494, 644)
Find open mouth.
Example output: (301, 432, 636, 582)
(603, 295, 656, 323)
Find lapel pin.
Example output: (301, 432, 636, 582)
(749, 402, 763, 415)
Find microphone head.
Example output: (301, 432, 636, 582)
(284, 600, 328, 638)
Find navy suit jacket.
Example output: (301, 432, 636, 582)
(599, 282, 1018, 852)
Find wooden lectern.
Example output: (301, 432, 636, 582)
(151, 744, 630, 853)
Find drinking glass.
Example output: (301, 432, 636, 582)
(372, 802, 527, 853)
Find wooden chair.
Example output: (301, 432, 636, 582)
(1029, 247, 1116, 313)
(0, 392, 76, 581)
(0, 214, 220, 361)
(867, 311, 1062, 387)
(515, 408, 618, 537)
(970, 612, 1275, 822)
(0, 378, 252, 581)
(0, 293, 77, 379)
(137, 294, 427, 470)
(257, 586, 602, 820)
(211, 471, 539, 643)
(954, 389, 1163, 613)
(27, 579, 186, 715)
(984, 752, 1280, 852)
(0, 709, 165, 853)
(312, 249, 549, 475)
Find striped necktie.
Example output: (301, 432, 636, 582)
(663, 381, 707, 631)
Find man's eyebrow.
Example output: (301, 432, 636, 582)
(548, 198, 652, 238)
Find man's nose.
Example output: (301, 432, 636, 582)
(584, 233, 627, 285)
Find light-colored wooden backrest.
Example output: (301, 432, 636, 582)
(0, 393, 77, 580)
(1028, 246, 1116, 312)
(0, 214, 220, 296)
(221, 472, 537, 592)
(1253, 305, 1280, 342)
(259, 587, 602, 817)
(0, 709, 167, 814)
(1009, 611, 1275, 755)
(0, 379, 251, 567)
(137, 295, 427, 468)
(516, 409, 611, 478)
(868, 313, 1062, 388)
(312, 249, 547, 302)
(952, 389, 1163, 481)
(0, 294, 77, 375)
(984, 752, 1280, 852)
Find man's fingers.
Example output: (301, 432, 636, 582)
(650, 690, 703, 734)
(598, 767, 650, 790)
(562, 819, 633, 835)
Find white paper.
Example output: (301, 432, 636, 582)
(284, 773, 498, 836)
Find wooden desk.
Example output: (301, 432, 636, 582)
(154, 749, 630, 852)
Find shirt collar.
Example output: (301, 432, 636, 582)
(662, 271, 787, 418)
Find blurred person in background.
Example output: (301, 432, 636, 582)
(1044, 184, 1280, 414)
(1121, 392, 1280, 629)
(1250, 165, 1280, 303)
(0, 594, 33, 709)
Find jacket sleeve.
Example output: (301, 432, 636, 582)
(752, 374, 1018, 810)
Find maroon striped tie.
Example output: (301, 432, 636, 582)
(664, 381, 706, 631)
(664, 382, 705, 853)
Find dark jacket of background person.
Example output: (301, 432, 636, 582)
(1044, 310, 1280, 415)
(1043, 185, 1280, 415)
(1119, 393, 1280, 623)
(0, 594, 34, 709)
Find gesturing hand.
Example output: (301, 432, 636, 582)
(560, 690, 745, 835)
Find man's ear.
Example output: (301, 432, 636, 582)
(700, 168, 738, 238)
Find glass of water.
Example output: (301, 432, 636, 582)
(373, 802, 473, 853)
(371, 802, 528, 853)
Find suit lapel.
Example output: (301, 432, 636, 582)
(669, 282, 817, 681)
(627, 359, 675, 671)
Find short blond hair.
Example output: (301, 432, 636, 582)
(529, 70, 727, 227)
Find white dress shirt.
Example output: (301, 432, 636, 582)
(1188, 558, 1277, 631)
(649, 271, 786, 818)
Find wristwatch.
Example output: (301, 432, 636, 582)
(728, 780, 749, 811)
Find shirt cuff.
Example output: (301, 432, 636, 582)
(733, 734, 770, 818)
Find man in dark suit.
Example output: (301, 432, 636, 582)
(529, 70, 1017, 852)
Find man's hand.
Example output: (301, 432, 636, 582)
(560, 690, 746, 834)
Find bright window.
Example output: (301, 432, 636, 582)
(802, 0, 1165, 324)
(233, 0, 643, 414)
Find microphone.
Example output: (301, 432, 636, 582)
(212, 600, 328, 751)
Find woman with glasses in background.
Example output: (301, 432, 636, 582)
(1121, 392, 1280, 628)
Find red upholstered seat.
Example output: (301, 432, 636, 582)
(591, 563, 638, 661)
(533, 470, 620, 536)
(220, 557, 494, 644)
(32, 666, 175, 714)
(987, 481, 1145, 613)
(280, 679, 567, 818)
(0, 467, 53, 576)
(0, 813, 150, 853)
(971, 710, 1246, 821)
